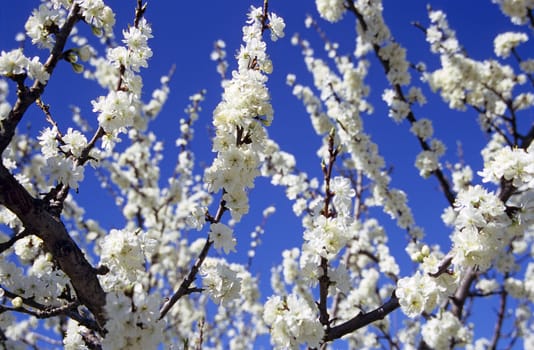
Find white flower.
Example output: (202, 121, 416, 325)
(451, 185, 510, 271)
(209, 223, 236, 254)
(281, 248, 300, 284)
(315, 0, 345, 23)
(43, 157, 85, 189)
(414, 150, 439, 178)
(269, 13, 285, 41)
(330, 176, 355, 215)
(494, 32, 528, 58)
(92, 90, 136, 132)
(475, 279, 500, 294)
(60, 128, 88, 157)
(186, 206, 206, 231)
(504, 278, 525, 298)
(63, 320, 89, 350)
(102, 288, 163, 349)
(38, 127, 59, 158)
(27, 56, 50, 83)
(12, 296, 23, 308)
(329, 263, 350, 294)
(303, 215, 350, 259)
(507, 190, 534, 228)
(0, 49, 29, 76)
(422, 311, 472, 348)
(382, 88, 410, 122)
(99, 229, 145, 284)
(24, 4, 63, 49)
(479, 147, 534, 187)
(396, 272, 442, 318)
(14, 236, 42, 263)
(78, 0, 115, 36)
(451, 163, 473, 192)
(121, 18, 153, 72)
(494, 0, 532, 24)
(409, 118, 434, 140)
(263, 292, 324, 349)
(201, 259, 241, 305)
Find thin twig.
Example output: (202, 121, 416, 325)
(158, 200, 227, 320)
(0, 229, 32, 254)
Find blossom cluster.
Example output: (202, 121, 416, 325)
(423, 8, 534, 133)
(494, 32, 528, 58)
(493, 0, 534, 25)
(38, 127, 87, 189)
(421, 311, 472, 348)
(1, 0, 534, 349)
(91, 17, 152, 134)
(204, 6, 285, 222)
(396, 266, 457, 318)
(99, 288, 163, 349)
(263, 293, 324, 349)
(315, 0, 346, 23)
(479, 146, 534, 188)
(0, 49, 49, 83)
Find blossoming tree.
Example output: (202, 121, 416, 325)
(0, 0, 533, 349)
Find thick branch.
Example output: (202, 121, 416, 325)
(450, 266, 477, 318)
(0, 165, 107, 328)
(324, 292, 399, 342)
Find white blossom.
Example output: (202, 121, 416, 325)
(0, 49, 29, 77)
(209, 222, 236, 254)
(263, 293, 324, 349)
(201, 258, 242, 306)
(330, 176, 355, 215)
(315, 0, 345, 23)
(494, 32, 528, 58)
(421, 311, 472, 348)
(99, 229, 145, 285)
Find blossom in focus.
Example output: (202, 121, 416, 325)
(201, 259, 242, 306)
(263, 293, 324, 349)
(209, 222, 236, 254)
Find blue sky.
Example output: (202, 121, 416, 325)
(0, 1, 531, 348)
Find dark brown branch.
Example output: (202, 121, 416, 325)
(488, 287, 508, 350)
(134, 0, 148, 28)
(317, 130, 340, 328)
(0, 229, 32, 254)
(450, 267, 477, 319)
(0, 164, 107, 328)
(427, 253, 453, 278)
(323, 292, 399, 342)
(1, 284, 100, 331)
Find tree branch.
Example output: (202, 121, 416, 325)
(324, 291, 399, 342)
(0, 228, 32, 254)
(346, 3, 456, 208)
(488, 287, 508, 350)
(158, 199, 227, 320)
(0, 164, 107, 329)
(450, 266, 477, 319)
